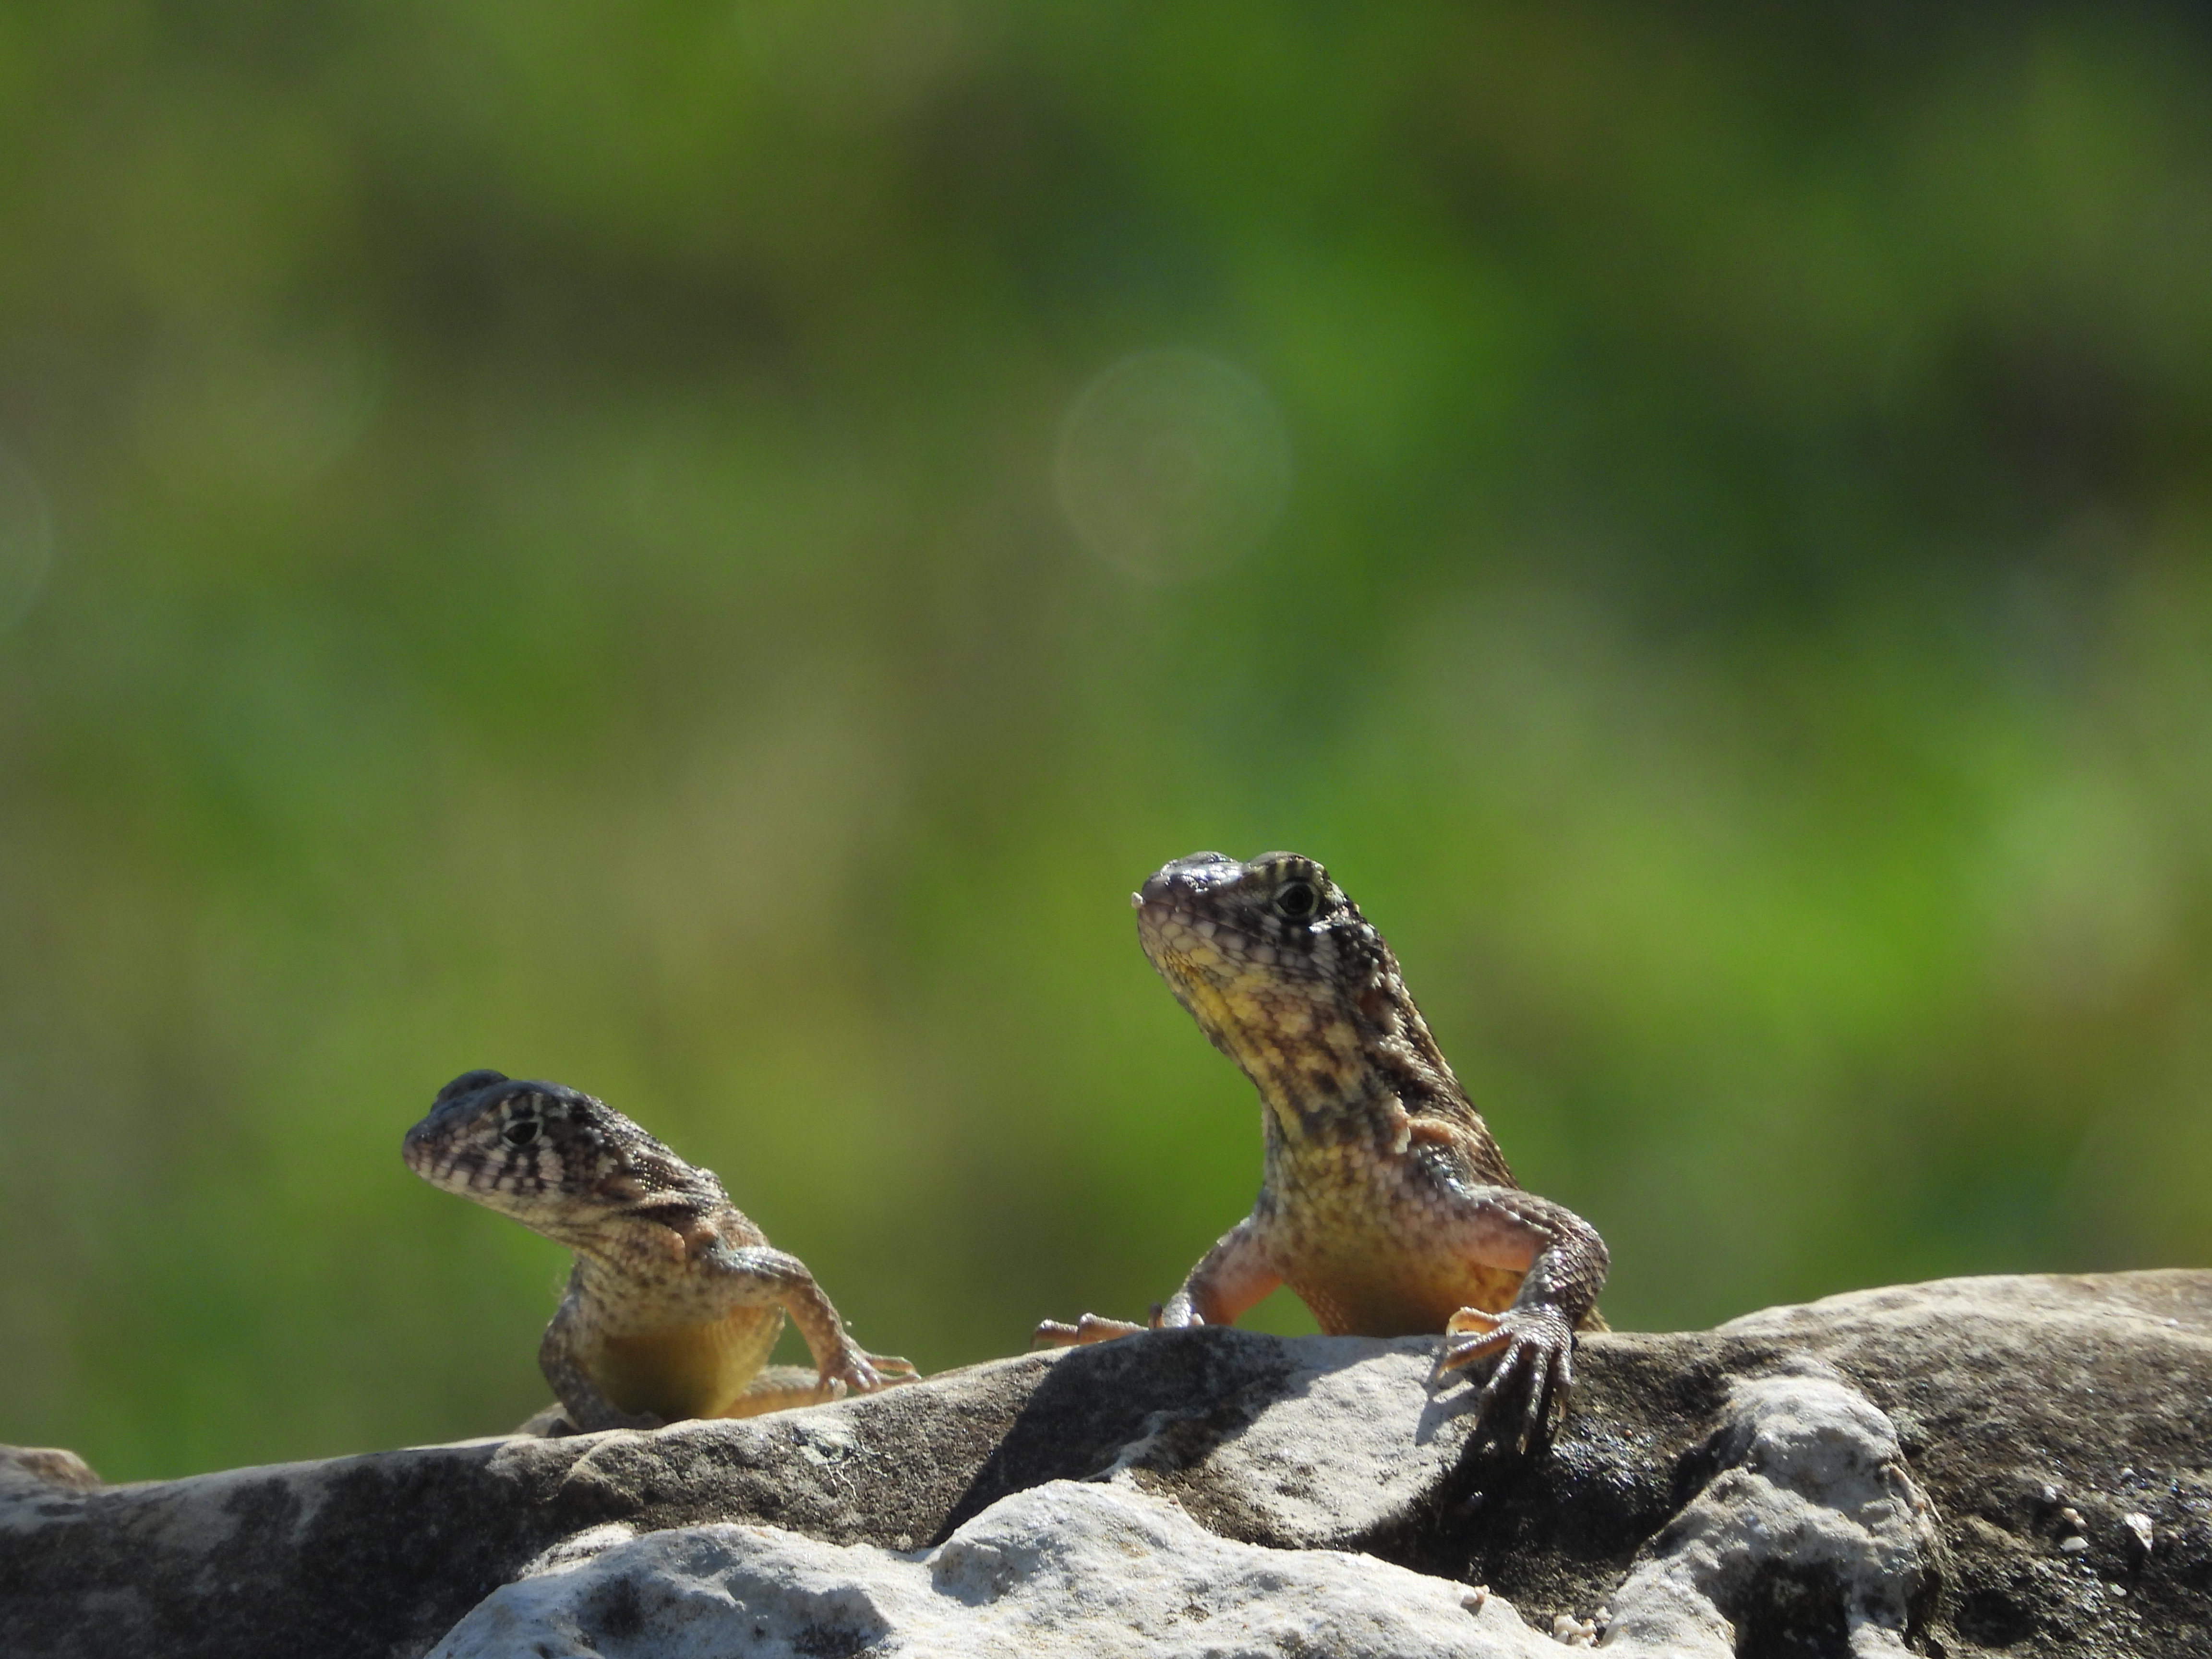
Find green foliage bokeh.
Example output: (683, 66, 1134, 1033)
(0, 3, 2208, 1479)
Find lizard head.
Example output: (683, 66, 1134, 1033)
(1133, 851, 1463, 1138)
(403, 1070, 717, 1249)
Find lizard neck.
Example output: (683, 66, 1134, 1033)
(1220, 969, 1479, 1158)
(565, 1222, 688, 1291)
(555, 1195, 723, 1288)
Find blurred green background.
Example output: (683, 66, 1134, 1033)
(1, 3, 2209, 1482)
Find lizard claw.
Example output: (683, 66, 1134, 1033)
(858, 1352, 922, 1388)
(829, 1346, 922, 1395)
(1433, 1306, 1575, 1455)
(1032, 1312, 1149, 1349)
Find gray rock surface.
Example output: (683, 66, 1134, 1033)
(433, 1480, 1558, 1659)
(1, 1271, 2207, 1658)
(1598, 1367, 1936, 1657)
(430, 1364, 1940, 1659)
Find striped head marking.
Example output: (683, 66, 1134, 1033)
(403, 1070, 708, 1244)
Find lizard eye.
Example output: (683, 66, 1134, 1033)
(502, 1118, 541, 1148)
(1274, 880, 1320, 921)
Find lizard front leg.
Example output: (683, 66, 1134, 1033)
(1430, 1188, 1609, 1454)
(1034, 1216, 1281, 1346)
(539, 1272, 666, 1433)
(703, 1244, 919, 1397)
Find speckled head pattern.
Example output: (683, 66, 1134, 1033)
(402, 1070, 716, 1248)
(1136, 852, 1374, 1008)
(1132, 851, 1469, 1142)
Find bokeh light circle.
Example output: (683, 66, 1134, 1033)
(0, 443, 53, 631)
(1055, 349, 1292, 583)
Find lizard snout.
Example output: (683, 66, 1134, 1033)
(1138, 851, 1238, 914)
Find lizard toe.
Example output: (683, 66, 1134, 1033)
(866, 1353, 922, 1385)
(1447, 1307, 1576, 1455)
(1432, 1308, 1513, 1382)
(1032, 1313, 1148, 1349)
(836, 1349, 922, 1393)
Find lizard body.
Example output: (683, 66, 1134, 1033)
(1039, 851, 1609, 1451)
(405, 1070, 915, 1431)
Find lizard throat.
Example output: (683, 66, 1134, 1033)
(1166, 964, 1392, 1146)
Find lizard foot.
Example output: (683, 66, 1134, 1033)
(852, 1350, 922, 1391)
(1032, 1312, 1150, 1348)
(1433, 1305, 1575, 1455)
(826, 1346, 924, 1396)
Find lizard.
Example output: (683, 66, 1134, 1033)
(1036, 851, 1609, 1453)
(404, 1069, 917, 1432)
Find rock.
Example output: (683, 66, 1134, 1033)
(1595, 1366, 1936, 1656)
(432, 1480, 1562, 1659)
(423, 1355, 1951, 1659)
(937, 1324, 1493, 1548)
(0, 1351, 1062, 1659)
(2, 1271, 2207, 1658)
(431, 1364, 1935, 1659)
(1719, 1271, 2212, 1655)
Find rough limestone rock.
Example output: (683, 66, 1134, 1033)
(433, 1480, 1555, 1659)
(2, 1271, 2207, 1658)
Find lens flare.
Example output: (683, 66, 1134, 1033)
(1055, 349, 1292, 583)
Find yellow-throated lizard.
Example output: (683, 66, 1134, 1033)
(406, 1070, 916, 1431)
(1038, 851, 1609, 1452)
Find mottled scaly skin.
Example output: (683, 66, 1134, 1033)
(1038, 852, 1609, 1452)
(405, 1071, 915, 1432)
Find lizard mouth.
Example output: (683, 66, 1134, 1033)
(1133, 859, 1313, 1051)
(1134, 870, 1244, 983)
